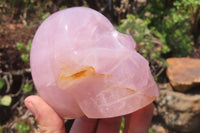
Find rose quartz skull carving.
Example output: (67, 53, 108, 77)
(30, 7, 159, 119)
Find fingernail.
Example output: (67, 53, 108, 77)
(25, 99, 37, 117)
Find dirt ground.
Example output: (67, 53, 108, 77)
(0, 5, 40, 131)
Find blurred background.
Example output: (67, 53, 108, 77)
(0, 0, 200, 133)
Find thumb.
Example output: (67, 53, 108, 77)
(25, 95, 66, 133)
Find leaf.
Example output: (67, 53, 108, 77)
(21, 53, 29, 62)
(0, 95, 12, 106)
(16, 42, 24, 51)
(41, 12, 50, 21)
(120, 117, 125, 132)
(22, 83, 33, 93)
(126, 14, 136, 20)
(16, 121, 30, 133)
(0, 78, 5, 90)
(26, 40, 32, 53)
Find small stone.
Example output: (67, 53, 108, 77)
(157, 83, 173, 91)
(152, 124, 168, 133)
(166, 57, 200, 92)
(155, 89, 200, 133)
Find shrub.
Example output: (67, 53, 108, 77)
(116, 14, 169, 66)
(140, 0, 198, 57)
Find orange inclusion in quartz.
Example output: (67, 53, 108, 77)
(60, 66, 96, 81)
(126, 88, 136, 93)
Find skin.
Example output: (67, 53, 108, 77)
(25, 95, 154, 133)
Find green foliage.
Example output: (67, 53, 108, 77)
(141, 0, 196, 57)
(26, 40, 32, 53)
(16, 121, 30, 133)
(0, 125, 2, 133)
(0, 78, 5, 90)
(41, 12, 50, 21)
(116, 14, 169, 65)
(116, 14, 150, 42)
(16, 42, 24, 51)
(173, 0, 200, 10)
(21, 53, 29, 62)
(119, 117, 125, 133)
(59, 6, 68, 10)
(148, 128, 157, 133)
(0, 95, 12, 106)
(82, 4, 89, 8)
(22, 83, 33, 93)
(120, 118, 157, 133)
(16, 39, 32, 62)
(0, 79, 11, 107)
(116, 0, 197, 64)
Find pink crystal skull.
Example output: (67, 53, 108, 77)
(30, 7, 159, 119)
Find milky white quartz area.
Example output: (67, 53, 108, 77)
(30, 7, 159, 119)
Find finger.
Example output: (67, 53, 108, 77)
(70, 116, 98, 133)
(123, 103, 154, 133)
(96, 116, 122, 133)
(24, 95, 66, 133)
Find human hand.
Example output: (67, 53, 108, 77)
(25, 95, 154, 133)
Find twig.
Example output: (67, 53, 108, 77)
(21, 109, 32, 119)
(1, 68, 31, 75)
(155, 67, 165, 77)
(2, 72, 12, 93)
(11, 93, 25, 110)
